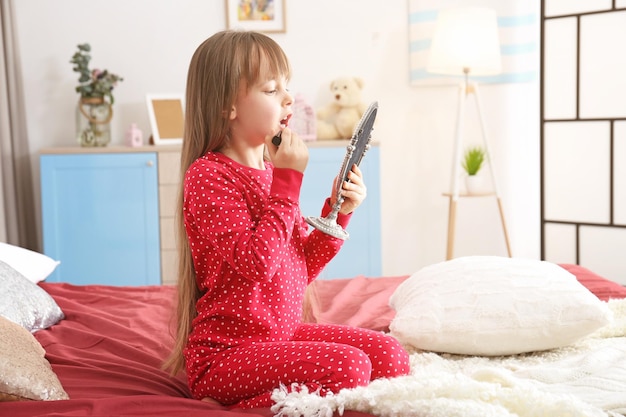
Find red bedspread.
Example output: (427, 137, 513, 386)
(0, 283, 373, 417)
(2, 264, 624, 417)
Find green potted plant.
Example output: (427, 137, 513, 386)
(461, 146, 487, 194)
(70, 43, 123, 147)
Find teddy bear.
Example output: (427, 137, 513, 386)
(316, 77, 367, 140)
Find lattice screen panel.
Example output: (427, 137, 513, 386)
(541, 1, 626, 284)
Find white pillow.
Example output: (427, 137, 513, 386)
(0, 243, 59, 283)
(389, 256, 612, 356)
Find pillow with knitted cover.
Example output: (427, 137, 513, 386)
(389, 256, 612, 356)
(0, 315, 69, 401)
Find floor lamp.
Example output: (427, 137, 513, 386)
(427, 7, 512, 260)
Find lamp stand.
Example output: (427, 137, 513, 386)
(445, 73, 512, 260)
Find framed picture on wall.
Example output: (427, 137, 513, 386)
(225, 0, 286, 33)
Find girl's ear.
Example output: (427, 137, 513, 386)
(222, 106, 237, 120)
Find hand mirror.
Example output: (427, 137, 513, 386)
(305, 101, 378, 240)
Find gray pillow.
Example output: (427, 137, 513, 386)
(0, 260, 64, 332)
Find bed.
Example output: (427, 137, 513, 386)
(2, 251, 626, 417)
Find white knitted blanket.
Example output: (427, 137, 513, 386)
(271, 299, 626, 417)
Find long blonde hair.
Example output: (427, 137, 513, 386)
(163, 30, 291, 375)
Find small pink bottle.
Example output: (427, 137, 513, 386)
(125, 123, 143, 147)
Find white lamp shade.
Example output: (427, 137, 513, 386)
(427, 7, 502, 76)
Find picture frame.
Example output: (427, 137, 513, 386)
(225, 0, 286, 33)
(145, 94, 184, 145)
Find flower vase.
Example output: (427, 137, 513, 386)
(76, 97, 112, 147)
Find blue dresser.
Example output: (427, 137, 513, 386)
(40, 151, 161, 285)
(39, 142, 381, 285)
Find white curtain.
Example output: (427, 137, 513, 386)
(0, 0, 38, 250)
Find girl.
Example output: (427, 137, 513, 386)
(165, 30, 410, 409)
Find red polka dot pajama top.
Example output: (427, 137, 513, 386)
(182, 152, 410, 408)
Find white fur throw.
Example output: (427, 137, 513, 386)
(271, 299, 626, 417)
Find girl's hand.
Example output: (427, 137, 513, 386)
(330, 165, 367, 215)
(265, 128, 309, 173)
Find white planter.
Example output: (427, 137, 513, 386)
(465, 175, 486, 195)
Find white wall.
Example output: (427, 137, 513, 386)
(14, 0, 540, 276)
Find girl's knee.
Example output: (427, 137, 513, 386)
(331, 346, 372, 389)
(369, 333, 410, 378)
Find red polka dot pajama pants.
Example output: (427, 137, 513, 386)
(195, 323, 410, 408)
